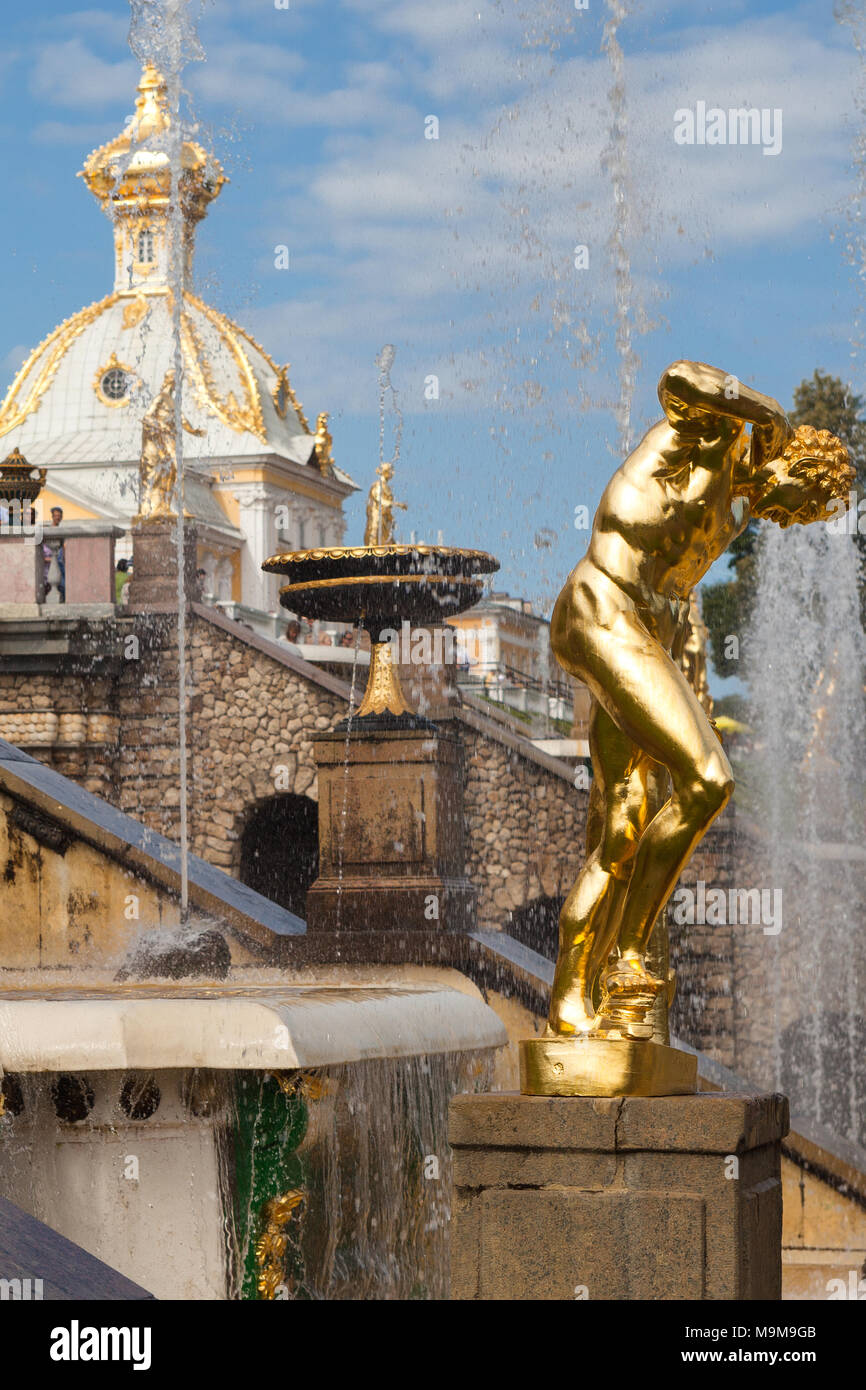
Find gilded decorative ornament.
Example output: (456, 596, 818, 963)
(93, 352, 137, 409)
(78, 63, 227, 226)
(254, 1189, 305, 1300)
(272, 366, 291, 420)
(356, 641, 414, 718)
(272, 1070, 326, 1102)
(263, 544, 495, 569)
(520, 359, 853, 1099)
(182, 295, 267, 441)
(121, 293, 151, 330)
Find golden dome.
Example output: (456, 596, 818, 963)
(78, 63, 226, 227)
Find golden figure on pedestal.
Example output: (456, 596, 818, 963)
(364, 460, 406, 546)
(521, 361, 852, 1097)
(135, 369, 204, 523)
(313, 411, 334, 475)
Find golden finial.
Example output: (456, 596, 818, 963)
(78, 63, 226, 221)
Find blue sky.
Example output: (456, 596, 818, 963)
(1, 0, 864, 658)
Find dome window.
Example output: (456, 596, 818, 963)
(101, 367, 128, 400)
(137, 229, 155, 264)
(93, 353, 135, 408)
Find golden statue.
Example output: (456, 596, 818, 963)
(363, 459, 406, 546)
(521, 361, 852, 1097)
(313, 411, 334, 475)
(135, 369, 204, 523)
(678, 590, 714, 719)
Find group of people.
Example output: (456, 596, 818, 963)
(282, 620, 356, 649)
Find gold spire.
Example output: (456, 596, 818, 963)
(79, 63, 225, 218)
(78, 64, 227, 290)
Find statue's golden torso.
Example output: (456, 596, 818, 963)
(590, 418, 749, 604)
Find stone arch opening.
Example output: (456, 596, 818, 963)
(238, 794, 319, 919)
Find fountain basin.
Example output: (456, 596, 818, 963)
(262, 544, 499, 724)
(0, 968, 505, 1299)
(0, 972, 506, 1072)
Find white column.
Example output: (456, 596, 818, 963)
(233, 483, 281, 612)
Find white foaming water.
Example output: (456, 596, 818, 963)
(601, 0, 638, 458)
(128, 0, 205, 914)
(748, 518, 866, 1142)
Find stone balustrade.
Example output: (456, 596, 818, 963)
(0, 521, 125, 607)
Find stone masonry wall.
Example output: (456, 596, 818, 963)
(113, 608, 346, 872)
(461, 717, 585, 930)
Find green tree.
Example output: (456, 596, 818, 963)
(702, 370, 866, 680)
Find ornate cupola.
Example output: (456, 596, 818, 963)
(78, 63, 227, 294)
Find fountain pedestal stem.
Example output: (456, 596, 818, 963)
(355, 641, 413, 720)
(305, 725, 476, 934)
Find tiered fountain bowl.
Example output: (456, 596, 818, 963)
(262, 543, 499, 729)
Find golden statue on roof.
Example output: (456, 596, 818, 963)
(135, 369, 204, 523)
(313, 412, 334, 475)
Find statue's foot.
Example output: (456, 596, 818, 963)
(596, 955, 665, 1040)
(602, 954, 666, 997)
(546, 995, 601, 1038)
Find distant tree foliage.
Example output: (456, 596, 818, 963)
(702, 370, 866, 681)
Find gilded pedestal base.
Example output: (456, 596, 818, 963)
(519, 1035, 697, 1098)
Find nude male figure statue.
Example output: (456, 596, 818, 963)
(548, 360, 852, 1040)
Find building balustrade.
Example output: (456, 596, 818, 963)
(0, 521, 125, 608)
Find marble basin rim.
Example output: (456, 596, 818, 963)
(0, 964, 507, 1073)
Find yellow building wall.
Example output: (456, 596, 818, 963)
(782, 1157, 866, 1300)
(0, 790, 260, 971)
(0, 789, 177, 969)
(37, 490, 98, 523)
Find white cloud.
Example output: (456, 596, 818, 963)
(30, 40, 137, 108)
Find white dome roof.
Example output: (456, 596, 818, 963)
(0, 288, 316, 471)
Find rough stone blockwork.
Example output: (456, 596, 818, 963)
(449, 1090, 789, 1302)
(462, 728, 585, 928)
(115, 613, 345, 871)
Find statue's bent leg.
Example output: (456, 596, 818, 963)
(548, 704, 651, 1035)
(580, 613, 733, 973)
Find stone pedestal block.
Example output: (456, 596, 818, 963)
(395, 624, 462, 721)
(449, 1090, 789, 1301)
(127, 520, 199, 613)
(0, 536, 44, 603)
(306, 725, 476, 932)
(64, 534, 115, 604)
